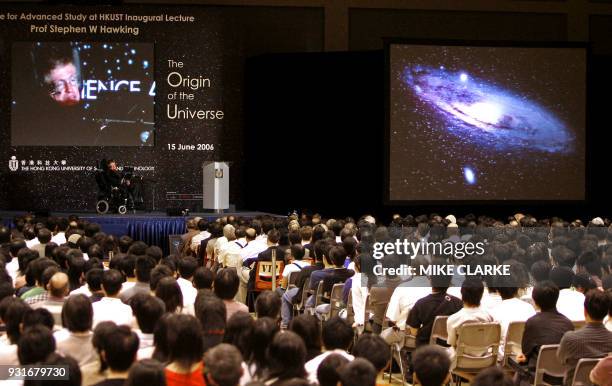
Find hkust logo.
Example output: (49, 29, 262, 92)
(8, 156, 18, 172)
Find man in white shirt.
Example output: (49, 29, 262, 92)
(190, 219, 211, 255)
(214, 224, 236, 261)
(50, 217, 69, 246)
(92, 269, 134, 327)
(130, 293, 165, 360)
(446, 278, 493, 367)
(550, 266, 586, 321)
(218, 228, 248, 269)
(240, 228, 267, 262)
(54, 294, 98, 367)
(305, 316, 355, 384)
(490, 283, 536, 358)
(29, 228, 52, 258)
(381, 274, 431, 346)
(32, 271, 69, 327)
(176, 256, 199, 307)
(280, 244, 310, 290)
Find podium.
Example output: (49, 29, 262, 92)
(202, 162, 230, 212)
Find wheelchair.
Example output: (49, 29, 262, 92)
(94, 160, 135, 215)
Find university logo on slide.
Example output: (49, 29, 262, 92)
(8, 156, 19, 171)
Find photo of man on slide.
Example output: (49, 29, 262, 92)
(45, 55, 81, 107)
(11, 41, 154, 147)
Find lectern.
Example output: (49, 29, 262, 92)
(202, 161, 230, 212)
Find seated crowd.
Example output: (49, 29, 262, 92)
(0, 212, 611, 386)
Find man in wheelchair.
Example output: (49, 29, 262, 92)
(95, 159, 143, 214)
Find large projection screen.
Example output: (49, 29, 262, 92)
(387, 41, 586, 202)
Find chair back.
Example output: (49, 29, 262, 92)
(287, 271, 300, 289)
(533, 344, 565, 386)
(345, 290, 355, 325)
(429, 315, 449, 346)
(503, 321, 526, 366)
(454, 322, 501, 370)
(570, 358, 599, 386)
(329, 283, 345, 318)
(254, 260, 284, 291)
(313, 280, 325, 308)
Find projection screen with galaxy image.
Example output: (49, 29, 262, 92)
(388, 42, 586, 202)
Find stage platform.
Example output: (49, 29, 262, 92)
(0, 210, 282, 254)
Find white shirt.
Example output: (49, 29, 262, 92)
(190, 231, 211, 253)
(177, 277, 198, 307)
(281, 260, 310, 284)
(446, 306, 493, 347)
(54, 329, 97, 367)
(240, 238, 268, 262)
(556, 288, 585, 322)
(218, 239, 247, 268)
(70, 284, 92, 298)
(305, 349, 354, 384)
(0, 344, 18, 365)
(6, 259, 19, 282)
(481, 290, 502, 312)
(51, 232, 67, 245)
(490, 297, 536, 357)
(386, 277, 431, 330)
(92, 297, 134, 327)
(351, 273, 368, 326)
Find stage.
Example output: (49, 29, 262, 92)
(0, 210, 282, 254)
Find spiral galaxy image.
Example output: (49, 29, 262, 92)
(389, 44, 586, 201)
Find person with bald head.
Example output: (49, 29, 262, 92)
(32, 271, 69, 327)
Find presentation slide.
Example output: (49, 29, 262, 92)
(388, 43, 586, 201)
(11, 41, 155, 146)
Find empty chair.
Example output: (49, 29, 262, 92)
(451, 322, 501, 385)
(533, 344, 565, 386)
(503, 321, 526, 367)
(570, 358, 599, 386)
(429, 315, 450, 346)
(328, 283, 345, 319)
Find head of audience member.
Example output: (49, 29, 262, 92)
(155, 276, 183, 313)
(131, 293, 165, 334)
(318, 353, 349, 386)
(255, 290, 281, 320)
(18, 325, 56, 364)
(267, 229, 281, 246)
(495, 275, 519, 300)
(166, 314, 203, 371)
(135, 256, 155, 284)
(531, 281, 560, 312)
(329, 245, 348, 268)
(471, 366, 514, 386)
(249, 317, 280, 378)
(101, 324, 139, 377)
(289, 244, 305, 262)
(429, 258, 453, 292)
(352, 333, 390, 377)
(573, 272, 598, 294)
(22, 308, 54, 331)
(128, 241, 149, 256)
(125, 359, 166, 386)
(584, 289, 610, 323)
(47, 271, 69, 299)
(150, 265, 173, 292)
(530, 260, 552, 283)
(178, 256, 198, 280)
(549, 266, 575, 291)
(86, 267, 104, 294)
(289, 313, 322, 358)
(339, 358, 377, 386)
(5, 298, 30, 344)
(102, 269, 124, 297)
(204, 343, 243, 386)
(223, 311, 254, 359)
(412, 345, 451, 386)
(62, 294, 93, 332)
(266, 330, 307, 382)
(322, 316, 353, 352)
(460, 277, 485, 308)
(214, 268, 240, 301)
(193, 267, 215, 291)
(152, 313, 172, 363)
(223, 224, 237, 242)
(0, 281, 14, 302)
(194, 292, 227, 353)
